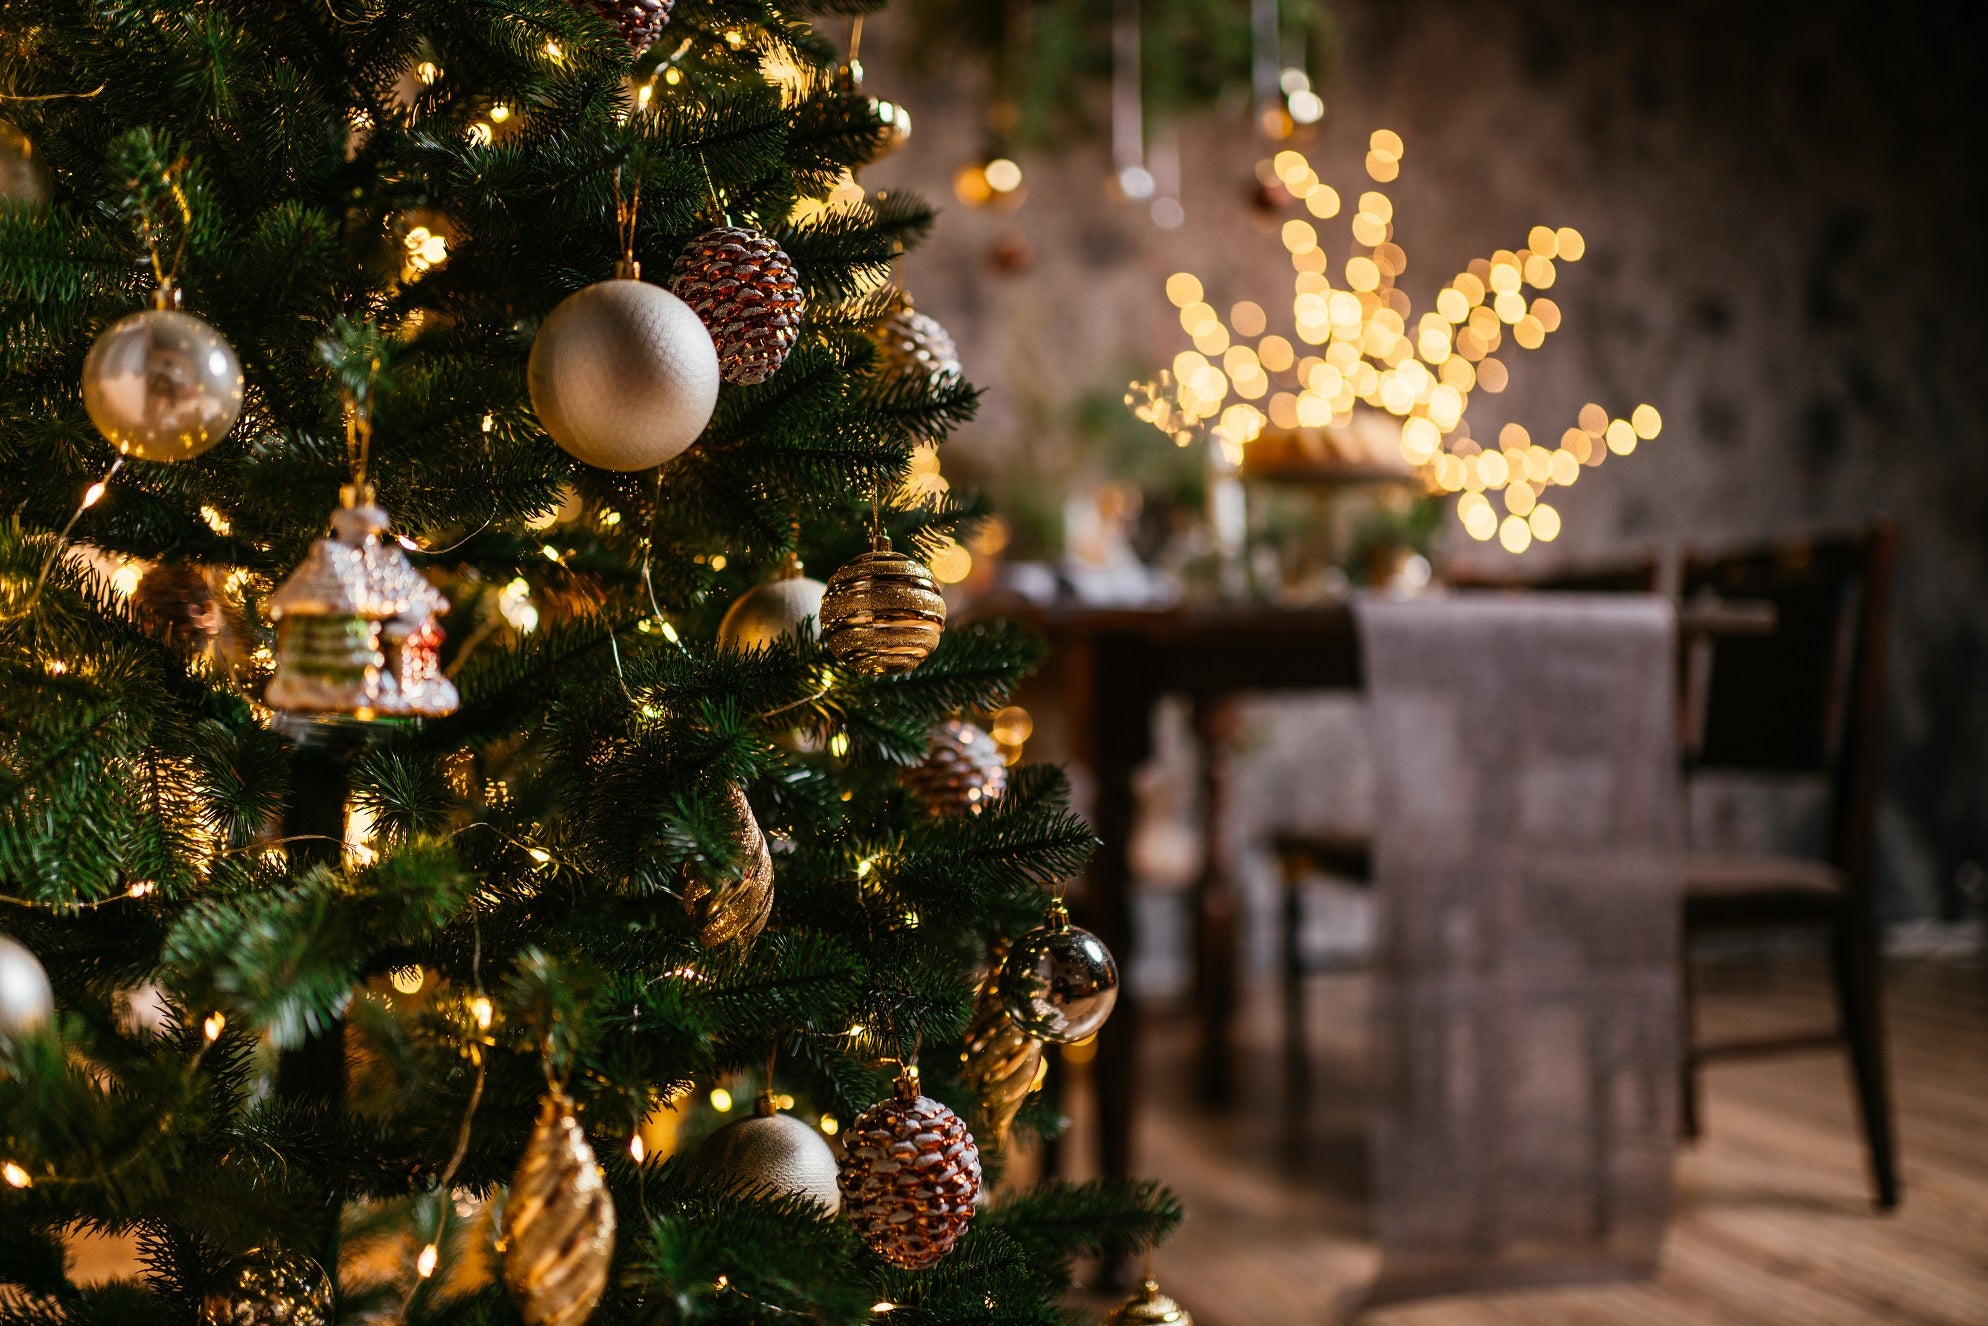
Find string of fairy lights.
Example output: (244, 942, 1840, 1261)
(1130, 130, 1663, 554)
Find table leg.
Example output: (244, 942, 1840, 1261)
(1192, 695, 1242, 1109)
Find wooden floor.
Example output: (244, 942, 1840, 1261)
(1070, 954, 1988, 1325)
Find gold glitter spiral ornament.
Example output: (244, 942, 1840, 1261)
(501, 1092, 616, 1326)
(820, 536, 946, 676)
(1107, 1277, 1195, 1325)
(682, 782, 774, 950)
(959, 942, 1044, 1146)
(198, 1248, 335, 1326)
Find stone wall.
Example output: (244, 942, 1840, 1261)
(858, 0, 1987, 919)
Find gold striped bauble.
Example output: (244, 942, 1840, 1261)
(501, 1092, 616, 1326)
(820, 539, 945, 676)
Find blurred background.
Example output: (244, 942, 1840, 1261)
(842, 1, 1987, 1321)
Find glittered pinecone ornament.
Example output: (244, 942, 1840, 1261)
(683, 782, 774, 949)
(997, 898, 1120, 1043)
(716, 552, 826, 651)
(502, 1091, 616, 1326)
(820, 536, 946, 676)
(695, 1091, 841, 1211)
(1108, 1277, 1195, 1326)
(83, 283, 244, 462)
(198, 1248, 335, 1326)
(668, 227, 804, 386)
(903, 719, 1007, 816)
(960, 943, 1044, 1146)
(131, 560, 222, 652)
(0, 932, 55, 1037)
(837, 1067, 981, 1268)
(576, 0, 672, 50)
(871, 306, 961, 388)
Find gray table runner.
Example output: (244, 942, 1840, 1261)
(1354, 593, 1682, 1307)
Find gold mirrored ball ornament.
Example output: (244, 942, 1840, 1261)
(996, 898, 1119, 1043)
(198, 1248, 335, 1326)
(83, 286, 243, 462)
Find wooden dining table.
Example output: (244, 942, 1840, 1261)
(1019, 593, 1768, 1212)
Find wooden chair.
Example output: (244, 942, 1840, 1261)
(1274, 557, 1661, 1113)
(1678, 522, 1899, 1209)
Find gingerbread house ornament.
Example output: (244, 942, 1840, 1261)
(266, 487, 458, 720)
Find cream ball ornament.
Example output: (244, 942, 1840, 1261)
(716, 553, 826, 651)
(695, 1094, 842, 1212)
(0, 932, 54, 1036)
(82, 286, 244, 462)
(528, 261, 720, 471)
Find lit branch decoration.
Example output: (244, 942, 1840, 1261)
(1129, 130, 1664, 553)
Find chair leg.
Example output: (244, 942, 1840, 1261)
(1679, 943, 1701, 1140)
(1832, 920, 1900, 1209)
(1281, 855, 1310, 1121)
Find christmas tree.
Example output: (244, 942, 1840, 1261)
(0, 2, 1179, 1321)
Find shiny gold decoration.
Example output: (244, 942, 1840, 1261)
(820, 537, 946, 676)
(836, 1067, 981, 1268)
(959, 942, 1043, 1146)
(82, 286, 243, 462)
(1, 120, 50, 207)
(1107, 1277, 1195, 1325)
(683, 782, 774, 949)
(715, 553, 826, 651)
(997, 898, 1120, 1044)
(695, 1092, 841, 1211)
(902, 719, 1007, 816)
(528, 268, 720, 472)
(266, 491, 459, 719)
(501, 1091, 616, 1326)
(198, 1248, 335, 1326)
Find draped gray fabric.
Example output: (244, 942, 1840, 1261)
(1354, 593, 1682, 1307)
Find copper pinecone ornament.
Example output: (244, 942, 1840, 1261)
(683, 782, 774, 949)
(577, 0, 672, 50)
(903, 720, 1007, 816)
(131, 561, 222, 651)
(820, 538, 946, 676)
(960, 943, 1044, 1146)
(668, 227, 804, 385)
(502, 1093, 616, 1326)
(871, 307, 961, 387)
(837, 1068, 982, 1268)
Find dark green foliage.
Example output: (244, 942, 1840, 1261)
(0, 0, 1178, 1320)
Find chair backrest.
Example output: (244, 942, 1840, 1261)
(1450, 555, 1662, 594)
(1681, 522, 1895, 878)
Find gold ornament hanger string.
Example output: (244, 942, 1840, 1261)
(697, 151, 728, 227)
(612, 162, 644, 275)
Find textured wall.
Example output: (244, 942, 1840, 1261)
(860, 0, 1986, 919)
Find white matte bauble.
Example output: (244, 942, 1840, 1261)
(716, 558, 826, 652)
(0, 932, 54, 1036)
(528, 274, 720, 471)
(82, 303, 244, 461)
(695, 1101, 841, 1212)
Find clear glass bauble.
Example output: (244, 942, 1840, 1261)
(997, 901, 1119, 1043)
(82, 300, 243, 462)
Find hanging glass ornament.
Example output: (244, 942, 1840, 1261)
(197, 1248, 335, 1326)
(694, 1091, 841, 1211)
(0, 120, 50, 207)
(82, 282, 243, 462)
(529, 258, 719, 471)
(266, 488, 458, 719)
(997, 898, 1119, 1043)
(1107, 1276, 1195, 1325)
(820, 535, 945, 676)
(502, 1091, 616, 1326)
(716, 552, 826, 651)
(959, 941, 1044, 1146)
(838, 58, 910, 161)
(0, 932, 55, 1037)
